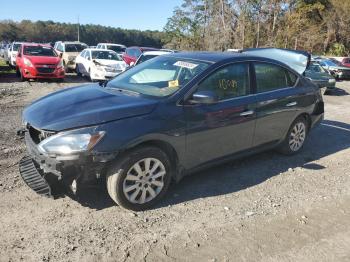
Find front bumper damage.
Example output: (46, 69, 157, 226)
(18, 129, 116, 198)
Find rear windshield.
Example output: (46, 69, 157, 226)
(91, 50, 122, 61)
(107, 45, 125, 53)
(65, 44, 86, 52)
(24, 46, 57, 57)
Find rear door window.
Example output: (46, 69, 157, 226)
(254, 63, 297, 93)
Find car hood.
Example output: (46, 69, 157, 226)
(26, 55, 60, 65)
(93, 59, 127, 69)
(23, 84, 158, 131)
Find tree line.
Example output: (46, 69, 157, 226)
(164, 0, 350, 56)
(0, 20, 165, 48)
(1, 1, 349, 56)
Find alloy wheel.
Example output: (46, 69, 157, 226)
(289, 122, 306, 152)
(123, 158, 166, 204)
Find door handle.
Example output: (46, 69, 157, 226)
(239, 110, 254, 116)
(286, 101, 297, 107)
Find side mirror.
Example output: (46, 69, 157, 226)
(130, 61, 135, 67)
(189, 90, 218, 104)
(59, 53, 63, 58)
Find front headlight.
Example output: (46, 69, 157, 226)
(57, 59, 64, 68)
(23, 57, 33, 67)
(68, 56, 75, 61)
(329, 78, 336, 83)
(38, 129, 105, 155)
(95, 65, 104, 71)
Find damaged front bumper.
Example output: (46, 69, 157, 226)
(18, 130, 116, 198)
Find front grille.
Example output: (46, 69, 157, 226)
(37, 67, 55, 74)
(105, 67, 117, 72)
(19, 156, 52, 197)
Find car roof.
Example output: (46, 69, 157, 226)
(98, 43, 126, 47)
(22, 43, 51, 47)
(127, 46, 159, 51)
(164, 51, 246, 63)
(84, 48, 117, 52)
(58, 41, 86, 45)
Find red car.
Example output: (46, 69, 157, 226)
(122, 46, 159, 65)
(16, 43, 65, 81)
(341, 57, 350, 68)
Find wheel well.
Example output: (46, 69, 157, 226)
(127, 140, 179, 175)
(297, 113, 311, 131)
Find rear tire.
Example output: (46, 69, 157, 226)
(277, 116, 308, 155)
(106, 146, 172, 211)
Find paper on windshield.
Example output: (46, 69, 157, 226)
(174, 61, 198, 70)
(168, 80, 179, 88)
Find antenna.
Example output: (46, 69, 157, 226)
(77, 15, 80, 42)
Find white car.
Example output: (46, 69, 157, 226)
(134, 50, 172, 66)
(96, 43, 126, 54)
(75, 49, 127, 81)
(7, 42, 22, 67)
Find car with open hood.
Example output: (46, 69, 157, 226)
(18, 49, 324, 211)
(75, 48, 127, 81)
(15, 43, 65, 81)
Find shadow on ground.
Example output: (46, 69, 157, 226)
(69, 119, 350, 210)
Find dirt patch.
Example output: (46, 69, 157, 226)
(0, 65, 350, 261)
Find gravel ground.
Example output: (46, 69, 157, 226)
(0, 62, 350, 262)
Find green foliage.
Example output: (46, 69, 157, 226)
(0, 20, 165, 47)
(163, 0, 350, 54)
(328, 43, 347, 56)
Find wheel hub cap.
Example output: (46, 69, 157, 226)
(123, 158, 166, 204)
(289, 122, 306, 152)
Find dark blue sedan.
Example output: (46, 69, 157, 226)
(19, 49, 324, 210)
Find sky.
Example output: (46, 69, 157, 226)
(0, 0, 183, 31)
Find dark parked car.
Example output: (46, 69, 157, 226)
(19, 50, 324, 211)
(305, 61, 336, 92)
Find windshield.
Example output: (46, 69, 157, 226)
(65, 44, 86, 52)
(136, 54, 158, 65)
(108, 56, 210, 97)
(107, 45, 125, 53)
(13, 43, 21, 51)
(92, 50, 122, 60)
(308, 63, 325, 73)
(24, 46, 57, 57)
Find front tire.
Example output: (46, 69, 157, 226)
(18, 68, 26, 82)
(106, 146, 172, 211)
(278, 116, 308, 155)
